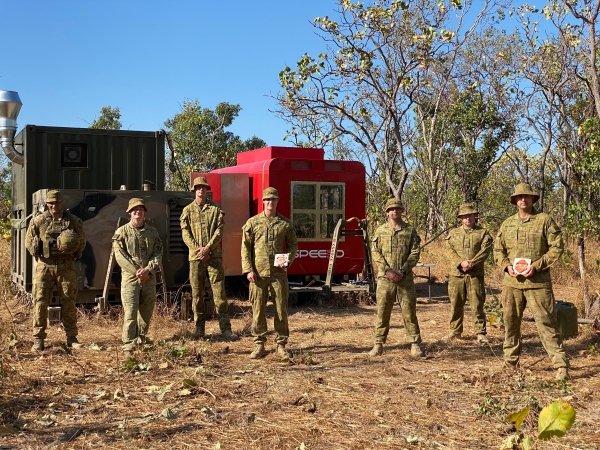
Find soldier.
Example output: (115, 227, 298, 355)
(112, 198, 162, 354)
(242, 187, 298, 359)
(180, 177, 238, 341)
(25, 190, 86, 351)
(369, 198, 424, 357)
(494, 183, 569, 380)
(444, 203, 493, 344)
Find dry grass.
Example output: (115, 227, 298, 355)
(1, 240, 600, 449)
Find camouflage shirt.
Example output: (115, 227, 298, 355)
(25, 210, 86, 260)
(445, 225, 493, 277)
(371, 220, 421, 284)
(494, 209, 563, 288)
(112, 222, 163, 285)
(180, 200, 224, 261)
(241, 212, 298, 277)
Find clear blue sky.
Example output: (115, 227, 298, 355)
(3, 0, 339, 147)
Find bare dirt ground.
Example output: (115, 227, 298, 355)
(1, 276, 599, 450)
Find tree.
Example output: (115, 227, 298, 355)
(164, 99, 266, 190)
(276, 0, 508, 211)
(89, 106, 122, 130)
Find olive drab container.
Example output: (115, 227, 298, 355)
(555, 301, 578, 340)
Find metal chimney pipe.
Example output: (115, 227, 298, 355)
(0, 90, 23, 165)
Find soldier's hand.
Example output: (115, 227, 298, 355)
(507, 265, 518, 277)
(247, 271, 257, 283)
(460, 260, 472, 272)
(136, 268, 150, 281)
(521, 265, 536, 278)
(385, 270, 402, 284)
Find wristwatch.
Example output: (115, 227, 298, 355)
(399, 269, 406, 275)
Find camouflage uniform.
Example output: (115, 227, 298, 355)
(25, 209, 86, 340)
(371, 220, 422, 345)
(112, 217, 162, 351)
(242, 212, 298, 345)
(180, 199, 233, 333)
(494, 206, 568, 369)
(445, 225, 493, 336)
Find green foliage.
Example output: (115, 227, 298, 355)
(538, 401, 575, 440)
(506, 406, 530, 432)
(166, 345, 188, 359)
(164, 99, 266, 190)
(89, 106, 122, 130)
(478, 392, 506, 416)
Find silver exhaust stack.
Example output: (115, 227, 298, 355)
(0, 90, 23, 165)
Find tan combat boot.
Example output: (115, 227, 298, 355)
(442, 333, 461, 342)
(249, 343, 266, 359)
(31, 338, 44, 352)
(66, 337, 83, 349)
(221, 330, 239, 342)
(276, 344, 292, 359)
(368, 343, 383, 357)
(411, 343, 424, 357)
(476, 334, 489, 345)
(555, 367, 569, 381)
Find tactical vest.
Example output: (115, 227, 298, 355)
(38, 213, 74, 258)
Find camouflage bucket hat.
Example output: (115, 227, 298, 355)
(262, 187, 279, 200)
(191, 176, 211, 191)
(384, 198, 404, 211)
(46, 190, 62, 202)
(510, 183, 540, 205)
(126, 198, 147, 213)
(457, 203, 478, 218)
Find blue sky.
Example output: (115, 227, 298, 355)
(3, 0, 338, 147)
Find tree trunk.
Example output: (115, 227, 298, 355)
(577, 236, 592, 317)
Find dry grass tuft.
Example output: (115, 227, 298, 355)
(1, 240, 599, 449)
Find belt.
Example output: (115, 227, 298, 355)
(39, 257, 73, 265)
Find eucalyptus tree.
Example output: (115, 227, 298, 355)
(89, 106, 122, 130)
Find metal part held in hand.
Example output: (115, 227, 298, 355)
(323, 217, 375, 299)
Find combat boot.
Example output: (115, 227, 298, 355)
(31, 338, 44, 352)
(66, 337, 83, 349)
(192, 323, 205, 340)
(411, 343, 424, 357)
(368, 343, 383, 357)
(249, 343, 266, 359)
(221, 330, 239, 342)
(276, 344, 292, 359)
(555, 367, 569, 381)
(476, 334, 489, 345)
(442, 332, 461, 342)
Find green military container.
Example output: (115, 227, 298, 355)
(555, 300, 578, 340)
(10, 125, 166, 296)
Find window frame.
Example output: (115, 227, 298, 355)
(290, 181, 345, 242)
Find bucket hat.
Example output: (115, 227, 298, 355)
(510, 183, 540, 205)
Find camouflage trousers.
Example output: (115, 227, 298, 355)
(374, 277, 421, 344)
(250, 275, 289, 345)
(189, 259, 232, 332)
(448, 275, 486, 336)
(32, 260, 78, 339)
(502, 286, 568, 368)
(121, 282, 156, 351)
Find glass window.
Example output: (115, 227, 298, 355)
(293, 184, 316, 209)
(291, 182, 345, 241)
(293, 213, 316, 239)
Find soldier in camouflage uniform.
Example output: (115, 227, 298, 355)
(180, 177, 238, 341)
(112, 198, 162, 353)
(369, 198, 424, 358)
(25, 190, 86, 351)
(445, 203, 493, 344)
(494, 183, 569, 380)
(242, 187, 298, 359)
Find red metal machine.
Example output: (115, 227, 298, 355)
(191, 146, 366, 280)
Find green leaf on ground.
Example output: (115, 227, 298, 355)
(506, 406, 530, 432)
(538, 401, 575, 440)
(182, 378, 197, 388)
(161, 407, 177, 420)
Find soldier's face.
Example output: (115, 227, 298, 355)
(46, 201, 63, 215)
(263, 198, 278, 213)
(129, 205, 146, 219)
(195, 186, 208, 204)
(386, 207, 403, 220)
(514, 194, 534, 211)
(460, 214, 476, 228)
